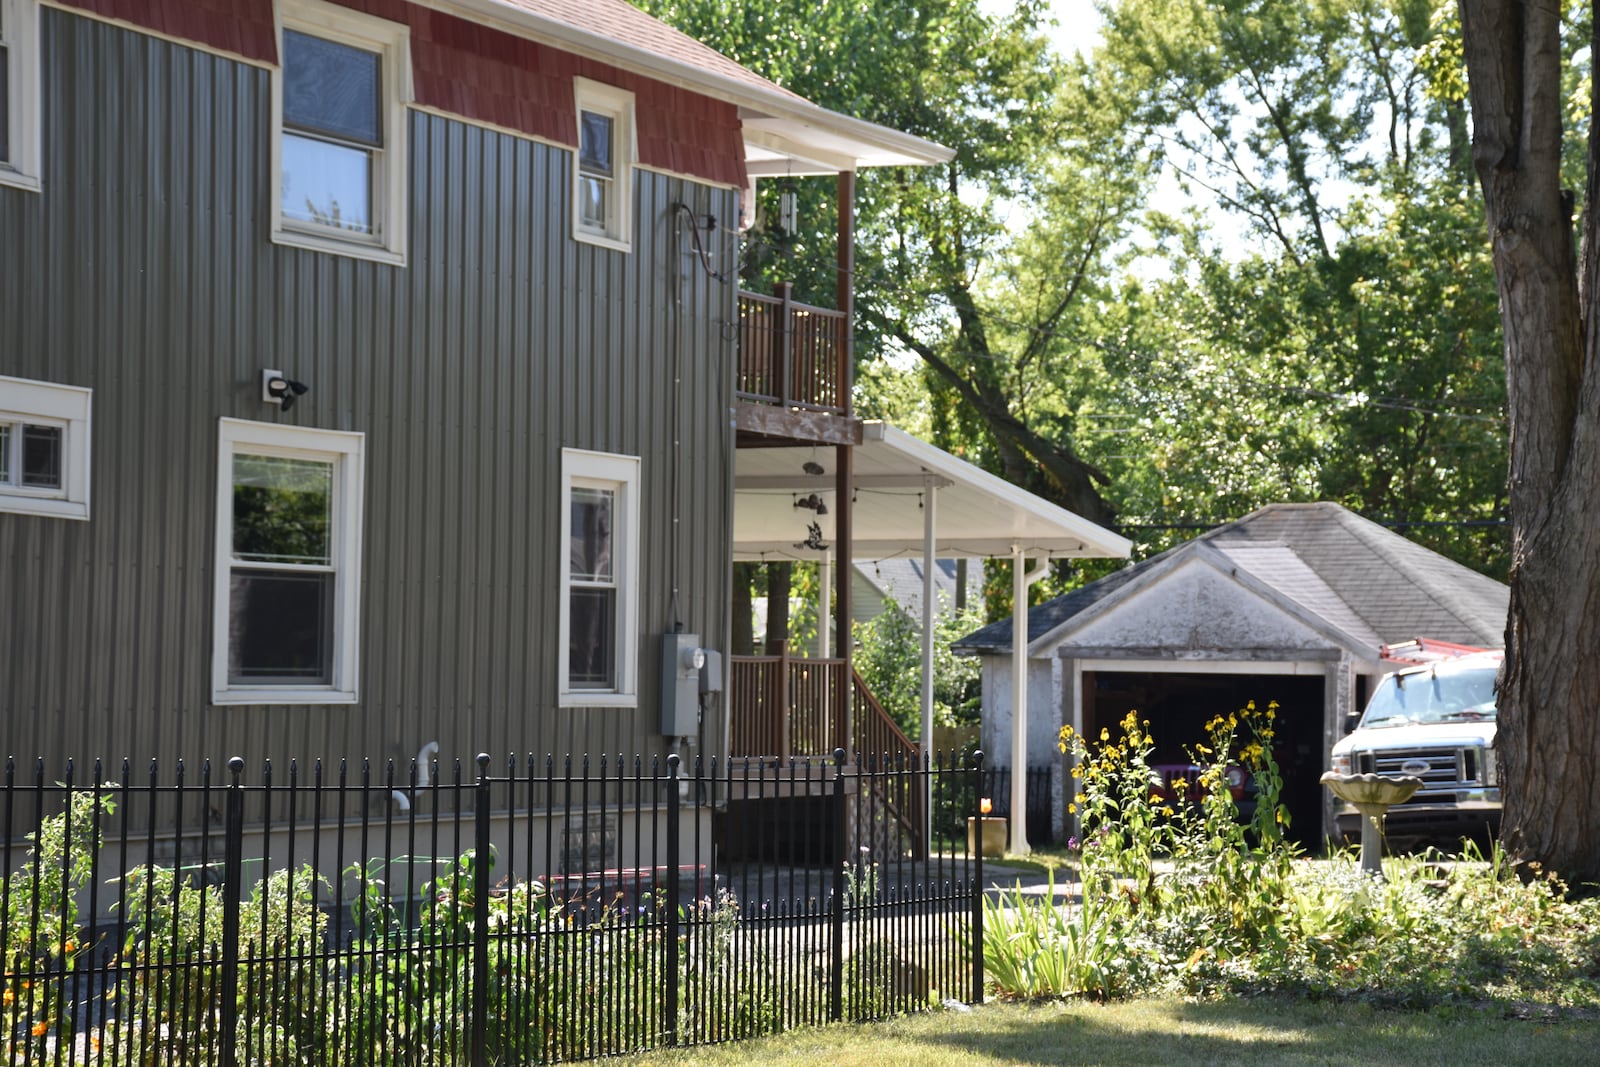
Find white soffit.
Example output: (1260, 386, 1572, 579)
(734, 422, 1132, 561)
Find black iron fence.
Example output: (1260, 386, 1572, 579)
(0, 750, 987, 1064)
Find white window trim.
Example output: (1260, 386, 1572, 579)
(559, 447, 641, 707)
(0, 0, 42, 192)
(270, 0, 410, 265)
(571, 77, 636, 253)
(212, 417, 364, 706)
(0, 375, 90, 519)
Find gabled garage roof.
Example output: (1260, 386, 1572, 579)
(734, 422, 1131, 561)
(954, 502, 1507, 655)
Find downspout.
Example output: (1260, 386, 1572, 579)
(1010, 546, 1050, 856)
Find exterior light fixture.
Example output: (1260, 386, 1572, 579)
(261, 369, 309, 412)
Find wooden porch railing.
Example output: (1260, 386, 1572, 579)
(736, 283, 848, 414)
(728, 645, 926, 855)
(729, 647, 848, 760)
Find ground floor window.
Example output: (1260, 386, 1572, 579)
(560, 448, 640, 706)
(212, 418, 364, 704)
(0, 374, 91, 520)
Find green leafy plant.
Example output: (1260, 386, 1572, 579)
(108, 862, 328, 1064)
(2, 787, 114, 1061)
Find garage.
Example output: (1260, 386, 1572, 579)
(1084, 670, 1329, 847)
(956, 503, 1508, 847)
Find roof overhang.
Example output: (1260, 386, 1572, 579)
(734, 422, 1131, 561)
(442, 0, 953, 175)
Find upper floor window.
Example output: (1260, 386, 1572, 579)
(272, 0, 409, 264)
(0, 375, 91, 520)
(213, 418, 364, 705)
(572, 79, 635, 252)
(0, 0, 41, 191)
(559, 448, 640, 705)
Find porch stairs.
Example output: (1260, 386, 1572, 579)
(728, 648, 925, 857)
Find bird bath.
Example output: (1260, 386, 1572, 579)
(1320, 772, 1422, 876)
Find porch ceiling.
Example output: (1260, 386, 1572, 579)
(733, 422, 1132, 562)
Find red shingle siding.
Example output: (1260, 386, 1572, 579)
(58, 0, 278, 63)
(56, 0, 747, 188)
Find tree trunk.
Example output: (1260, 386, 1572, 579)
(1461, 0, 1600, 886)
(764, 562, 792, 656)
(732, 562, 756, 656)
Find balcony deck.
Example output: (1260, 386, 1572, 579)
(736, 284, 857, 444)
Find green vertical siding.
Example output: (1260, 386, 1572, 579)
(0, 9, 734, 771)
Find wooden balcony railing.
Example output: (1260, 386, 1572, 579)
(737, 283, 848, 415)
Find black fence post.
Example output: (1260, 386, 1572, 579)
(829, 747, 846, 1022)
(970, 749, 985, 1005)
(471, 753, 492, 1067)
(664, 752, 682, 1047)
(220, 756, 245, 1067)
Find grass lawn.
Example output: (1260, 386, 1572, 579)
(625, 996, 1599, 1066)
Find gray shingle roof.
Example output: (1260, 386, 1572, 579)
(952, 502, 1507, 654)
(858, 558, 984, 622)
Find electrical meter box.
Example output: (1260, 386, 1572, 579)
(660, 632, 702, 737)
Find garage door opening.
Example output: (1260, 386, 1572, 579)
(1083, 671, 1326, 849)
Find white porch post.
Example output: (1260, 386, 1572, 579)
(920, 475, 938, 852)
(818, 550, 832, 661)
(1009, 546, 1050, 856)
(920, 479, 938, 756)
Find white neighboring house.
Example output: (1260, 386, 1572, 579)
(952, 503, 1509, 843)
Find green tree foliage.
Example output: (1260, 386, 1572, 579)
(648, 0, 1513, 590)
(852, 594, 985, 737)
(639, 0, 1149, 527)
(1088, 0, 1510, 574)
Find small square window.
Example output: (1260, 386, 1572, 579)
(213, 419, 364, 705)
(0, 375, 91, 520)
(272, 0, 409, 264)
(572, 79, 635, 252)
(560, 449, 640, 705)
(0, 0, 41, 192)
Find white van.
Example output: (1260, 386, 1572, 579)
(1329, 651, 1502, 845)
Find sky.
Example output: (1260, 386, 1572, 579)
(1047, 0, 1105, 57)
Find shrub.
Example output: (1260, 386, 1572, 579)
(979, 704, 1600, 1014)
